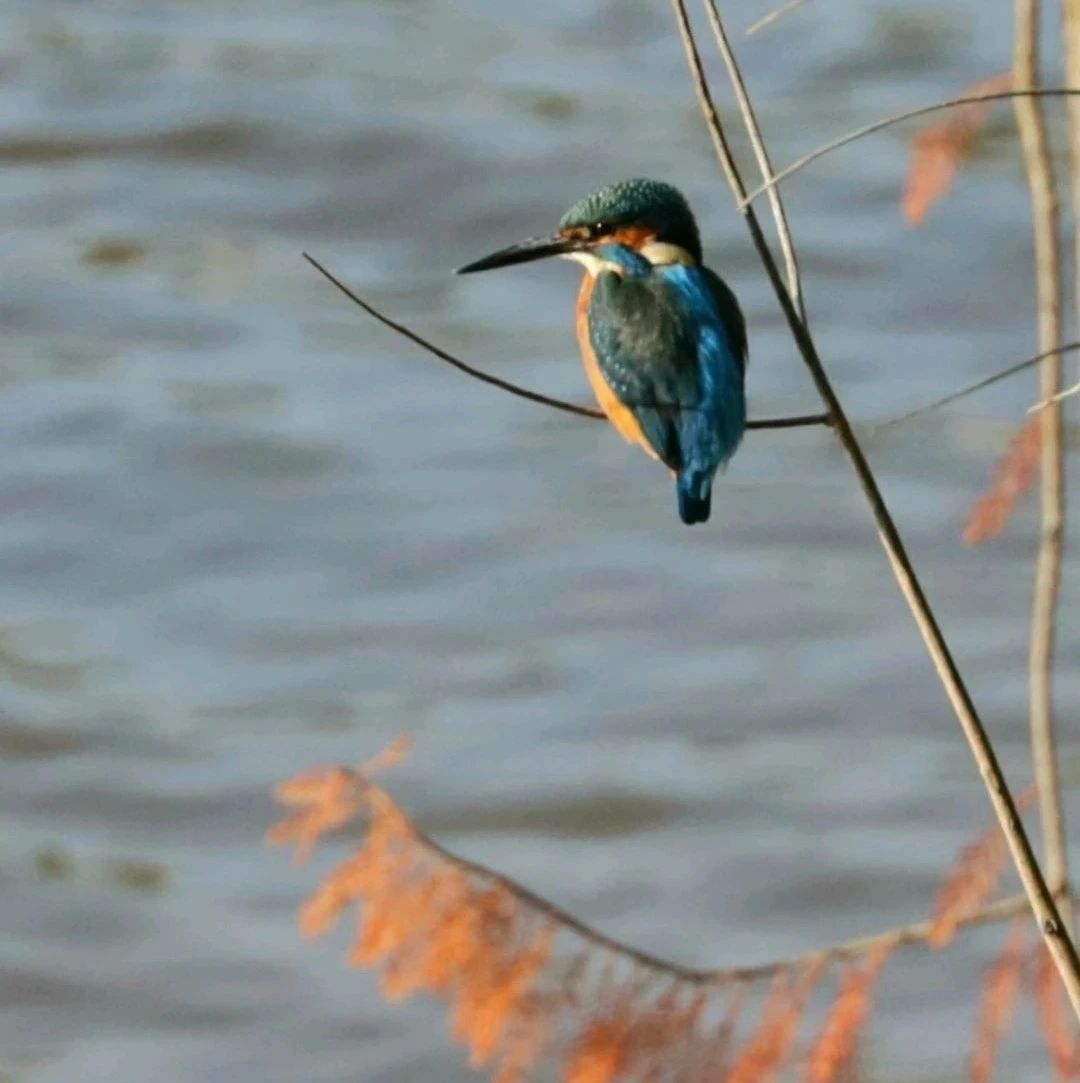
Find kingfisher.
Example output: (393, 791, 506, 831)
(458, 178, 747, 524)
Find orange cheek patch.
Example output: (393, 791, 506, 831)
(609, 226, 656, 249)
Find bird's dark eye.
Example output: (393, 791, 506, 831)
(591, 222, 608, 238)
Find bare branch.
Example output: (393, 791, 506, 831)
(740, 87, 1080, 209)
(303, 254, 1074, 447)
(304, 253, 604, 422)
(1063, 0, 1080, 368)
(668, 0, 1080, 1015)
(869, 340, 1080, 430)
(270, 752, 1033, 988)
(304, 252, 828, 432)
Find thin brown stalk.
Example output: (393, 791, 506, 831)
(740, 88, 1080, 208)
(1059, 0, 1080, 925)
(304, 253, 604, 422)
(875, 340, 1080, 430)
(437, 818, 1031, 986)
(701, 0, 806, 321)
(668, 0, 1080, 1015)
(1067, 1, 1080, 385)
(711, 896, 1029, 986)
(307, 235, 1080, 438)
(303, 252, 826, 433)
(1014, 0, 1071, 929)
(442, 839, 1032, 987)
(1064, 10, 1080, 924)
(271, 752, 1037, 990)
(969, 916, 1029, 1083)
(312, 243, 1080, 432)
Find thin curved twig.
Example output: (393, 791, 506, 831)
(867, 340, 1080, 430)
(304, 253, 604, 421)
(1056, 0, 1080, 936)
(740, 87, 1080, 208)
(432, 827, 1030, 984)
(305, 257, 1080, 440)
(670, 0, 1080, 1015)
(303, 252, 828, 432)
(273, 756, 1040, 991)
(419, 812, 1029, 985)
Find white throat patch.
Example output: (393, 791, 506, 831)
(560, 250, 622, 276)
(639, 241, 696, 266)
(560, 241, 697, 277)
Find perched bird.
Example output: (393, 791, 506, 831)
(458, 178, 747, 524)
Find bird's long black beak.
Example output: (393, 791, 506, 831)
(456, 234, 581, 274)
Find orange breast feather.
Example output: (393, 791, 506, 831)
(574, 275, 658, 460)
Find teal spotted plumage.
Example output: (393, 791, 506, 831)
(459, 178, 747, 524)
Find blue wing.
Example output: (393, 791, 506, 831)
(587, 261, 747, 474)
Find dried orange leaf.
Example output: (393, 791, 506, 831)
(1033, 944, 1080, 1082)
(903, 72, 1011, 226)
(969, 916, 1028, 1083)
(931, 786, 1036, 946)
(964, 415, 1042, 545)
(805, 943, 892, 1083)
(565, 1017, 629, 1083)
(726, 963, 825, 1083)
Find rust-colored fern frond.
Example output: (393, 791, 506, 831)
(266, 733, 413, 865)
(268, 747, 1042, 1082)
(1034, 943, 1080, 1082)
(269, 743, 835, 1082)
(964, 415, 1042, 544)
(724, 963, 826, 1083)
(930, 785, 1036, 946)
(268, 740, 560, 1081)
(562, 983, 711, 1083)
(969, 916, 1029, 1083)
(805, 942, 893, 1083)
(902, 72, 1012, 226)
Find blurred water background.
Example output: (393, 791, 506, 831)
(0, 1, 1077, 1080)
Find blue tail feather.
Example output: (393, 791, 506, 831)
(677, 470, 712, 525)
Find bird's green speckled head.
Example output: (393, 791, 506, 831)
(457, 178, 702, 275)
(558, 179, 702, 263)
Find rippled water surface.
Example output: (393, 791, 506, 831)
(0, 2, 1077, 1080)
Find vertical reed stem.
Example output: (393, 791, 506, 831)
(1014, 0, 1070, 930)
(1043, 0, 1080, 926)
(1065, 0, 1080, 388)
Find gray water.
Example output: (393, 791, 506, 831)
(0, 2, 1076, 1080)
